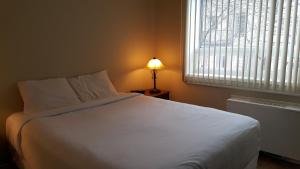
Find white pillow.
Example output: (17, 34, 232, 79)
(68, 70, 118, 102)
(18, 78, 81, 114)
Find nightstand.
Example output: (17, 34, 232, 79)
(131, 89, 170, 100)
(0, 163, 18, 169)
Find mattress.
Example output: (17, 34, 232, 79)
(6, 93, 260, 169)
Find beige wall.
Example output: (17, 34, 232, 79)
(0, 0, 156, 158)
(155, 0, 300, 108)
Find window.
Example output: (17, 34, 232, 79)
(184, 0, 300, 95)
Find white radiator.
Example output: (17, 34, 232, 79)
(227, 96, 300, 161)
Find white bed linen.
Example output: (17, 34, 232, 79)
(6, 93, 260, 169)
(18, 78, 81, 114)
(68, 70, 118, 102)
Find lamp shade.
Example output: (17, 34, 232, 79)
(147, 57, 163, 70)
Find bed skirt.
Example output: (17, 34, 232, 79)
(244, 154, 258, 169)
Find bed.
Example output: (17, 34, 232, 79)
(6, 93, 260, 169)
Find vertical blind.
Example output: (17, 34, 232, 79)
(184, 0, 300, 95)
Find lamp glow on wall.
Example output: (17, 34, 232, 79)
(147, 57, 164, 93)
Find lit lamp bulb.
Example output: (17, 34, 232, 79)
(147, 57, 164, 93)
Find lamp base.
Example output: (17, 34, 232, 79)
(150, 88, 161, 94)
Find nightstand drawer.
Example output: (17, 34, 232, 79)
(131, 89, 170, 100)
(154, 92, 169, 100)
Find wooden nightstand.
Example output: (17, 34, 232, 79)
(131, 89, 170, 100)
(0, 163, 18, 169)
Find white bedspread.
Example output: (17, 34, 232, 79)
(6, 93, 260, 169)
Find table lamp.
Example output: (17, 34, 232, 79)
(147, 57, 164, 93)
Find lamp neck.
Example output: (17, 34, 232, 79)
(149, 69, 161, 93)
(152, 69, 157, 89)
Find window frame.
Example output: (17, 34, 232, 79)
(181, 0, 300, 96)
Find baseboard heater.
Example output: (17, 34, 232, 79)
(226, 96, 300, 162)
